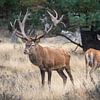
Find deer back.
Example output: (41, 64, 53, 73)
(28, 44, 70, 69)
(85, 48, 100, 67)
(44, 47, 70, 69)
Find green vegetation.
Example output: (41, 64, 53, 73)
(0, 0, 100, 30)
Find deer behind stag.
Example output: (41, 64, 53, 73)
(10, 9, 74, 88)
(85, 48, 100, 84)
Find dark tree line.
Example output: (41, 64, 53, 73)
(0, 0, 100, 51)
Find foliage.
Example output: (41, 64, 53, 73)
(0, 0, 20, 12)
(0, 0, 6, 7)
(46, 0, 100, 30)
(0, 0, 100, 31)
(20, 0, 46, 9)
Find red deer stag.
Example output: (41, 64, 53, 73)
(11, 9, 74, 88)
(85, 48, 100, 84)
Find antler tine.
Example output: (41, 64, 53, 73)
(47, 10, 55, 19)
(17, 9, 31, 40)
(47, 9, 65, 27)
(46, 24, 53, 34)
(59, 14, 64, 22)
(30, 34, 38, 41)
(53, 9, 58, 19)
(18, 12, 22, 20)
(22, 9, 31, 25)
(27, 25, 35, 36)
(47, 10, 57, 26)
(58, 14, 66, 28)
(36, 33, 45, 40)
(60, 22, 66, 28)
(18, 19, 26, 37)
(10, 21, 13, 28)
(10, 19, 17, 30)
(29, 29, 35, 36)
(15, 30, 28, 40)
(14, 19, 17, 26)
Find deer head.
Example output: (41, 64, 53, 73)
(10, 9, 54, 54)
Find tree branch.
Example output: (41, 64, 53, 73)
(57, 33, 83, 48)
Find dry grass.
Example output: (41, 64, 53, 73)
(0, 42, 100, 100)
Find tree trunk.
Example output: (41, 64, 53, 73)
(80, 28, 100, 51)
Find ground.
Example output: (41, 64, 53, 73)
(0, 39, 100, 100)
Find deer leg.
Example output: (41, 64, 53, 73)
(40, 69, 45, 87)
(65, 68, 74, 85)
(89, 61, 98, 85)
(89, 67, 96, 85)
(85, 58, 88, 79)
(57, 70, 67, 87)
(93, 61, 98, 72)
(86, 64, 88, 79)
(47, 70, 52, 89)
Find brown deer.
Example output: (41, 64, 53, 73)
(11, 9, 74, 88)
(85, 48, 100, 84)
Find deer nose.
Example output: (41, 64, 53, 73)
(24, 49, 29, 54)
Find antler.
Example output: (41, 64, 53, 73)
(10, 19, 22, 37)
(44, 24, 53, 34)
(30, 33, 45, 42)
(47, 9, 65, 27)
(36, 33, 45, 40)
(17, 9, 31, 40)
(10, 19, 17, 30)
(27, 24, 35, 36)
(40, 14, 53, 34)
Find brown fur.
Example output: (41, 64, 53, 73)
(85, 48, 100, 84)
(25, 44, 74, 88)
(11, 9, 73, 88)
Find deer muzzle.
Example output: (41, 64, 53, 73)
(24, 49, 30, 54)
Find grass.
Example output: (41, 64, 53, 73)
(0, 42, 100, 100)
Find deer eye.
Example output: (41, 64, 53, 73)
(26, 43, 31, 47)
(28, 44, 31, 46)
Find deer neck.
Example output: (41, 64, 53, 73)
(28, 44, 42, 66)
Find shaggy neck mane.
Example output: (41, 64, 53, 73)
(28, 44, 44, 66)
